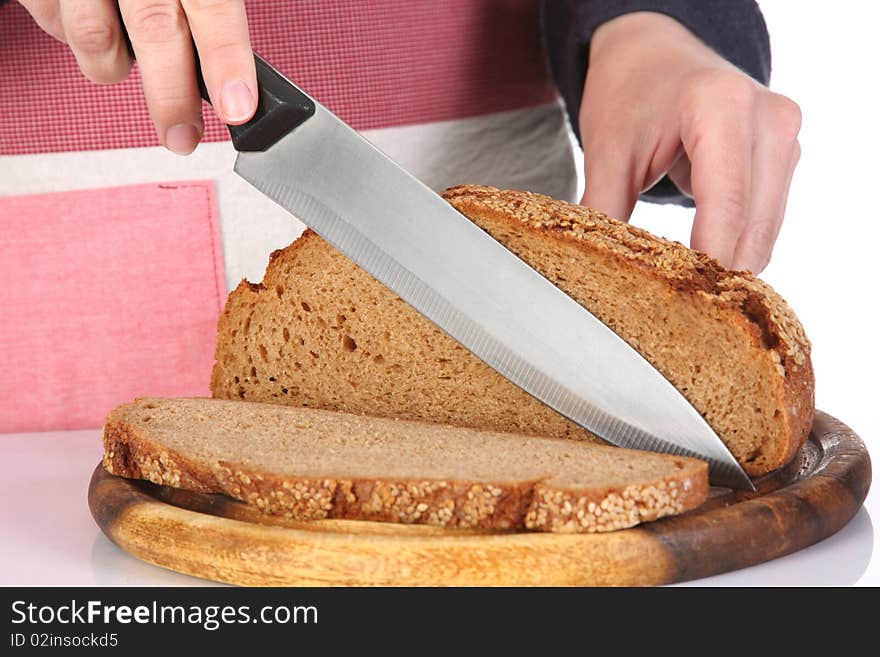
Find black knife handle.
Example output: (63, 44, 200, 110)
(215, 54, 316, 152)
(117, 16, 314, 152)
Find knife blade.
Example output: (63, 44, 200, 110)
(218, 55, 754, 490)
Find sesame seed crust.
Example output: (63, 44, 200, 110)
(103, 418, 708, 533)
(442, 185, 809, 367)
(525, 476, 707, 533)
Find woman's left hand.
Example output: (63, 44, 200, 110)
(580, 11, 802, 274)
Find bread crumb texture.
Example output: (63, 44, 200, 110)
(103, 398, 709, 534)
(211, 185, 814, 476)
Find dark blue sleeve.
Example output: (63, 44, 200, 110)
(544, 0, 771, 207)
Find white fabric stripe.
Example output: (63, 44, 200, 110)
(0, 101, 577, 291)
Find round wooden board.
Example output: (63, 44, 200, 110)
(88, 411, 871, 586)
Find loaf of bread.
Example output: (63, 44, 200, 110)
(103, 397, 709, 533)
(211, 185, 814, 476)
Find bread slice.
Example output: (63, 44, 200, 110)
(103, 397, 709, 533)
(211, 185, 814, 476)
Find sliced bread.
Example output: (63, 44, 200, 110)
(211, 185, 814, 476)
(103, 397, 709, 533)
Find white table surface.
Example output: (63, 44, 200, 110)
(1, 426, 875, 587)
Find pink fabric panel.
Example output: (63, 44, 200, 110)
(0, 0, 555, 155)
(0, 181, 225, 433)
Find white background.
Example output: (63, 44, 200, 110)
(1, 0, 877, 587)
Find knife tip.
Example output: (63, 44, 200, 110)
(709, 461, 756, 491)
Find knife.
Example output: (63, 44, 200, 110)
(185, 52, 754, 490)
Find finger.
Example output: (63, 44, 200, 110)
(732, 99, 802, 272)
(685, 99, 755, 268)
(733, 142, 799, 273)
(18, 0, 65, 42)
(118, 0, 203, 154)
(581, 144, 640, 222)
(59, 0, 131, 84)
(181, 0, 256, 125)
(666, 153, 693, 198)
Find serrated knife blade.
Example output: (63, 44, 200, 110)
(230, 57, 754, 490)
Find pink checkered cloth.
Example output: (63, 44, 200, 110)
(0, 0, 555, 155)
(0, 182, 225, 433)
(0, 0, 556, 433)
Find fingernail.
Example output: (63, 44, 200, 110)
(220, 79, 255, 123)
(164, 123, 200, 155)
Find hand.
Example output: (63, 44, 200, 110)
(581, 12, 802, 273)
(18, 0, 257, 155)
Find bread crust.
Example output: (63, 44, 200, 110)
(103, 411, 708, 534)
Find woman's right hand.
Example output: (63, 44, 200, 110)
(18, 0, 257, 154)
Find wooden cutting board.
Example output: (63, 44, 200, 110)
(88, 410, 871, 586)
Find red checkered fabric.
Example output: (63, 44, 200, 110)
(0, 0, 556, 156)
